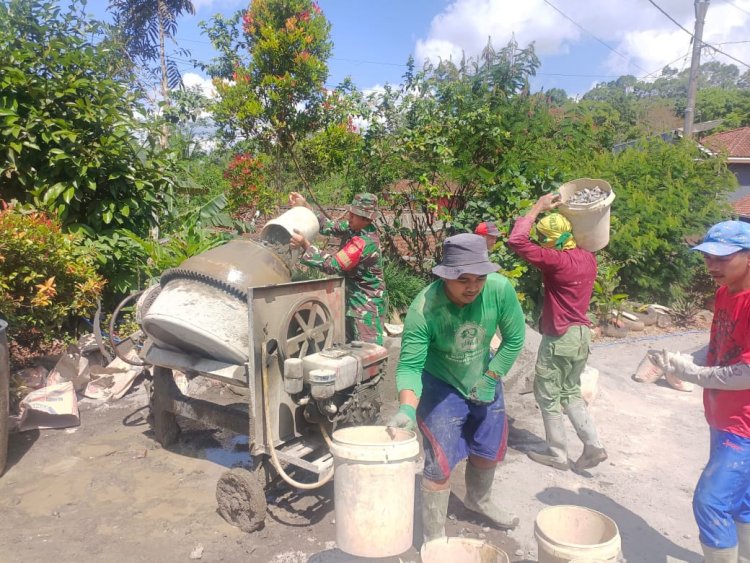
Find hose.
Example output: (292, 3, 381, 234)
(261, 342, 334, 490)
(109, 291, 148, 367)
(93, 300, 114, 364)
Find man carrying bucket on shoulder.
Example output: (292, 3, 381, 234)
(507, 192, 607, 472)
(387, 233, 526, 542)
(649, 221, 750, 563)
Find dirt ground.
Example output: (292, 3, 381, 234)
(0, 328, 711, 563)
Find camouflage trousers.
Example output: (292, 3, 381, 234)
(346, 311, 384, 345)
(533, 325, 591, 415)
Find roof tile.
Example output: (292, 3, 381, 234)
(702, 127, 750, 158)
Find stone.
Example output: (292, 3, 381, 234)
(656, 312, 673, 328)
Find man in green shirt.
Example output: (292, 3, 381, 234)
(388, 233, 526, 542)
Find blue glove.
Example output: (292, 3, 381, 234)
(386, 404, 417, 432)
(468, 371, 499, 405)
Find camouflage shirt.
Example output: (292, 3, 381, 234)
(301, 217, 387, 320)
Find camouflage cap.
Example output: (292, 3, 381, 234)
(348, 193, 378, 221)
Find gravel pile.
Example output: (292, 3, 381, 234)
(568, 185, 608, 204)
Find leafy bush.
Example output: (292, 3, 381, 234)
(383, 259, 429, 318)
(0, 204, 104, 333)
(590, 255, 628, 326)
(579, 139, 733, 303)
(0, 0, 178, 237)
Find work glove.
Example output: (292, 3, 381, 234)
(386, 404, 417, 432)
(647, 349, 699, 380)
(468, 371, 499, 405)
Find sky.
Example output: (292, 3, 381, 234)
(87, 0, 750, 100)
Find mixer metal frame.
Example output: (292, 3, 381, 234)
(143, 276, 349, 532)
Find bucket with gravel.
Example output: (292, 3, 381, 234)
(558, 178, 615, 252)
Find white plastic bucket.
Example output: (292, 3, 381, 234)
(535, 505, 621, 563)
(558, 178, 615, 252)
(329, 426, 420, 558)
(421, 537, 510, 563)
(261, 206, 319, 245)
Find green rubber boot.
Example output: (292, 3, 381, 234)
(463, 463, 519, 530)
(702, 543, 739, 563)
(421, 485, 450, 543)
(528, 411, 569, 470)
(737, 521, 750, 563)
(566, 400, 607, 470)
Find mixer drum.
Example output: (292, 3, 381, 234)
(142, 238, 292, 364)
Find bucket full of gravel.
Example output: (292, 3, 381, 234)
(558, 178, 615, 252)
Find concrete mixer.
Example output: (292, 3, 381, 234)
(121, 207, 390, 533)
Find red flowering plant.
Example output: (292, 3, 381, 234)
(0, 202, 105, 334)
(223, 153, 277, 215)
(209, 0, 332, 150)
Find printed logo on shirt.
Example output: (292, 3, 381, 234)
(448, 322, 487, 363)
(711, 307, 742, 364)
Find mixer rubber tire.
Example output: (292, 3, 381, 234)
(216, 467, 267, 533)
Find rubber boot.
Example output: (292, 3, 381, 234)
(702, 543, 739, 563)
(421, 484, 450, 543)
(737, 521, 750, 563)
(566, 399, 608, 470)
(463, 463, 520, 530)
(528, 411, 569, 470)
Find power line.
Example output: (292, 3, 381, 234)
(719, 0, 750, 16)
(640, 50, 693, 80)
(645, 0, 750, 69)
(540, 0, 652, 74)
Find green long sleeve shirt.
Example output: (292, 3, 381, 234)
(395, 273, 526, 399)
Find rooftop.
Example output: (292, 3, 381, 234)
(702, 127, 750, 159)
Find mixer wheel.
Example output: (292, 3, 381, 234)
(216, 467, 267, 533)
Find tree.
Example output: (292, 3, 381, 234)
(0, 0, 182, 293)
(202, 0, 333, 208)
(109, 0, 195, 147)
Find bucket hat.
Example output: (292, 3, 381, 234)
(432, 233, 500, 280)
(692, 220, 750, 256)
(475, 221, 500, 237)
(349, 193, 378, 221)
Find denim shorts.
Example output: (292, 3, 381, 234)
(417, 371, 508, 482)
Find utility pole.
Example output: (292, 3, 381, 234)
(684, 0, 710, 138)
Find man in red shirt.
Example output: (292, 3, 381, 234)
(508, 193, 607, 472)
(651, 221, 750, 563)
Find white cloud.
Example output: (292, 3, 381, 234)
(414, 0, 750, 78)
(182, 72, 217, 98)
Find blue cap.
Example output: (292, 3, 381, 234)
(692, 221, 750, 256)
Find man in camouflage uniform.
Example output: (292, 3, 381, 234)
(289, 191, 387, 345)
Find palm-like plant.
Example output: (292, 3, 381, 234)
(109, 0, 195, 146)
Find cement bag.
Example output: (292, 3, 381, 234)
(18, 381, 80, 432)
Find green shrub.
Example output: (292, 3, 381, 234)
(383, 259, 429, 318)
(0, 204, 104, 334)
